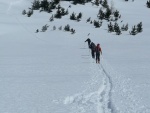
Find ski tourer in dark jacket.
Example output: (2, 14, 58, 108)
(90, 42, 96, 59)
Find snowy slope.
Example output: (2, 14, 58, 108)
(0, 0, 150, 113)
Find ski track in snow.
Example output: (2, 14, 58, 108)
(63, 56, 115, 113)
(101, 57, 150, 113)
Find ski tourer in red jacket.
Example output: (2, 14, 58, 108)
(95, 44, 102, 64)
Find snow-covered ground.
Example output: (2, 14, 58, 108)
(0, 0, 150, 113)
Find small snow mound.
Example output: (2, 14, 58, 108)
(64, 96, 75, 105)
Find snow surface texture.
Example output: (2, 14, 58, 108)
(0, 0, 150, 113)
(64, 58, 114, 113)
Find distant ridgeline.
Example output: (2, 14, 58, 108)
(22, 0, 143, 36)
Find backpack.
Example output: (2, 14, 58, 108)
(92, 43, 96, 51)
(96, 46, 101, 54)
(90, 43, 96, 51)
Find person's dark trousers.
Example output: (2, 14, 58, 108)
(96, 53, 100, 63)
